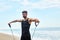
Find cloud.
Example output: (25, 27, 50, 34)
(10, 0, 21, 2)
(9, 0, 60, 10)
(0, 2, 12, 11)
(18, 0, 60, 9)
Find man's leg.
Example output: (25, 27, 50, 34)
(25, 34, 31, 40)
(21, 35, 25, 40)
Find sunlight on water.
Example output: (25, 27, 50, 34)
(0, 29, 60, 40)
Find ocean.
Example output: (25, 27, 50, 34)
(0, 28, 60, 40)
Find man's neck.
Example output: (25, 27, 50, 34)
(24, 17, 28, 20)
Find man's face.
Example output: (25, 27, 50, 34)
(22, 13, 27, 18)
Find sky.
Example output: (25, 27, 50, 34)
(0, 0, 60, 29)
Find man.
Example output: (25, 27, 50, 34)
(8, 11, 40, 40)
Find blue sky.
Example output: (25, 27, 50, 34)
(0, 0, 60, 29)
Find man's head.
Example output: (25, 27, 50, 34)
(22, 11, 28, 19)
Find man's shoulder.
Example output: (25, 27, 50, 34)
(27, 18, 33, 21)
(27, 17, 32, 19)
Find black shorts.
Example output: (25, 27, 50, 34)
(21, 33, 31, 40)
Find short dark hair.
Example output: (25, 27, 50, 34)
(22, 11, 27, 13)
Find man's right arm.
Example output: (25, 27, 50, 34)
(8, 20, 22, 26)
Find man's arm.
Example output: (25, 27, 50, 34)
(8, 20, 22, 24)
(8, 20, 22, 27)
(29, 18, 40, 26)
(30, 18, 40, 23)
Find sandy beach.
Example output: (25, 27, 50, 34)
(0, 33, 20, 40)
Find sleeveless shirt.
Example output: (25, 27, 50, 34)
(21, 18, 31, 35)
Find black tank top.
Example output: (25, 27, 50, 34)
(21, 18, 31, 35)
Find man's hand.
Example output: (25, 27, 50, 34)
(8, 23, 11, 28)
(35, 22, 39, 27)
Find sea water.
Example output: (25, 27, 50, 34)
(0, 28, 60, 40)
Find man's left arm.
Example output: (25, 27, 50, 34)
(30, 18, 40, 22)
(30, 18, 40, 26)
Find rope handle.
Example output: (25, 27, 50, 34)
(35, 22, 39, 27)
(8, 24, 11, 28)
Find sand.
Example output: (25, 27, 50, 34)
(0, 33, 20, 40)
